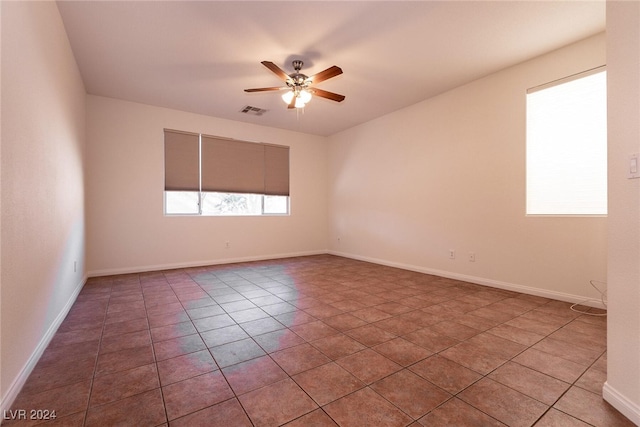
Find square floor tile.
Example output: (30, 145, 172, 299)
(373, 337, 432, 366)
(153, 334, 207, 361)
(282, 409, 338, 427)
(532, 336, 603, 366)
(336, 349, 402, 384)
(162, 371, 234, 420)
(102, 318, 149, 337)
(324, 387, 412, 427)
(228, 307, 270, 323)
(192, 313, 236, 333)
(249, 295, 285, 307)
(187, 304, 225, 320)
(345, 325, 396, 347)
(253, 329, 305, 353)
(238, 378, 318, 427)
(513, 348, 587, 383)
(99, 330, 151, 355)
(465, 333, 526, 360)
(409, 355, 482, 394)
(311, 334, 366, 360)
(402, 327, 460, 353)
(261, 302, 298, 316)
(373, 316, 422, 335)
(170, 397, 252, 427)
(274, 311, 317, 327)
(418, 397, 506, 426)
(156, 350, 217, 386)
(90, 363, 159, 406)
(488, 361, 570, 405)
(200, 324, 249, 348)
(240, 317, 285, 336)
(458, 378, 548, 427)
(209, 338, 266, 368)
(20, 355, 95, 395)
(351, 307, 393, 323)
(375, 301, 413, 315)
(293, 362, 364, 405)
(290, 321, 340, 341)
(431, 320, 481, 341)
(534, 408, 591, 427)
(95, 345, 155, 376)
(148, 310, 190, 328)
(371, 369, 450, 419)
(485, 324, 545, 347)
(439, 341, 507, 375)
(322, 313, 368, 332)
(9, 380, 91, 422)
(222, 355, 288, 395)
(304, 304, 344, 319)
(271, 343, 331, 375)
(575, 357, 607, 394)
(554, 386, 636, 427)
(85, 389, 165, 427)
(150, 321, 197, 343)
(220, 299, 257, 313)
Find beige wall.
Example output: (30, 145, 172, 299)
(85, 96, 328, 276)
(604, 1, 640, 424)
(328, 33, 608, 303)
(1, 1, 86, 409)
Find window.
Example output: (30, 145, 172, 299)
(526, 67, 607, 216)
(164, 130, 289, 215)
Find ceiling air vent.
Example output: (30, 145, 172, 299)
(240, 105, 267, 116)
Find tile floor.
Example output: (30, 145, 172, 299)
(6, 255, 633, 426)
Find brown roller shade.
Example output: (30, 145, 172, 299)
(164, 129, 200, 191)
(264, 144, 290, 196)
(201, 135, 265, 194)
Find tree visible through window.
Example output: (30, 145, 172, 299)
(526, 67, 607, 215)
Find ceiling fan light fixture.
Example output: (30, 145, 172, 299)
(248, 60, 344, 109)
(299, 89, 312, 104)
(281, 90, 295, 104)
(281, 89, 312, 108)
(294, 96, 306, 109)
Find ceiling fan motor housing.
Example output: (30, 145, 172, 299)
(288, 61, 309, 90)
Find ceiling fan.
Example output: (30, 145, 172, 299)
(245, 60, 345, 109)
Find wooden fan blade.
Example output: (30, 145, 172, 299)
(261, 61, 291, 82)
(245, 87, 283, 92)
(287, 94, 297, 109)
(312, 88, 345, 102)
(309, 66, 343, 84)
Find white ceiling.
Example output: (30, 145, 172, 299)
(57, 1, 605, 137)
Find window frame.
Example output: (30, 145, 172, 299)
(163, 130, 290, 217)
(163, 191, 291, 217)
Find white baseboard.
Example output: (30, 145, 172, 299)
(603, 382, 640, 426)
(328, 250, 607, 308)
(87, 250, 328, 277)
(0, 275, 87, 417)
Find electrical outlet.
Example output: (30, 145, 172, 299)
(629, 153, 639, 179)
(449, 249, 455, 259)
(469, 252, 476, 262)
